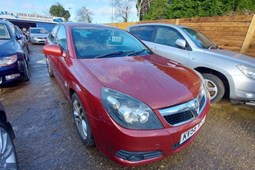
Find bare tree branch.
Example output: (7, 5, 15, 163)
(112, 0, 135, 22)
(76, 6, 93, 23)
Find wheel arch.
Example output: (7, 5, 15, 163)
(68, 82, 96, 129)
(0, 110, 7, 123)
(195, 67, 230, 98)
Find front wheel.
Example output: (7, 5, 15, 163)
(202, 73, 225, 103)
(46, 58, 54, 77)
(0, 126, 18, 169)
(72, 93, 94, 146)
(21, 60, 29, 82)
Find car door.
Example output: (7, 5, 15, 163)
(54, 25, 70, 97)
(133, 25, 157, 51)
(151, 26, 190, 65)
(46, 25, 59, 73)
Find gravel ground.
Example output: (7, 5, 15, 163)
(0, 45, 254, 170)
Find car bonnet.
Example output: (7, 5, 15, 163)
(79, 54, 202, 109)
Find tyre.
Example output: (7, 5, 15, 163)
(21, 60, 29, 82)
(0, 125, 18, 170)
(46, 58, 54, 77)
(72, 93, 94, 146)
(202, 73, 225, 103)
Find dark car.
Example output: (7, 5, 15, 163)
(0, 102, 17, 169)
(15, 26, 30, 55)
(43, 23, 210, 166)
(0, 19, 29, 85)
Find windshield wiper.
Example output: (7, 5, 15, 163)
(95, 50, 134, 58)
(127, 49, 149, 56)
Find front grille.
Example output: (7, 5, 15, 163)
(159, 89, 207, 126)
(115, 150, 162, 161)
(164, 110, 194, 125)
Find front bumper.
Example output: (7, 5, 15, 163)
(31, 37, 46, 44)
(229, 75, 255, 101)
(0, 61, 24, 85)
(92, 99, 210, 166)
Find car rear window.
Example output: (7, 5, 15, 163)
(30, 28, 48, 34)
(0, 24, 10, 39)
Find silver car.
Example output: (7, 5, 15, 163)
(128, 23, 255, 103)
(28, 27, 49, 44)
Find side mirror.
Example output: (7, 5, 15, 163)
(175, 39, 186, 49)
(43, 45, 63, 57)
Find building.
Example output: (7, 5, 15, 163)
(0, 11, 64, 32)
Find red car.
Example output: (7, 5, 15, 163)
(43, 23, 210, 166)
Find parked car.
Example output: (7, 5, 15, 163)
(15, 26, 30, 55)
(28, 27, 49, 44)
(0, 102, 18, 169)
(0, 19, 29, 85)
(128, 23, 255, 103)
(43, 22, 210, 166)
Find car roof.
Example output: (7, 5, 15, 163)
(129, 23, 189, 30)
(30, 27, 45, 29)
(60, 22, 120, 30)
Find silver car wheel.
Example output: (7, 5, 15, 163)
(72, 99, 88, 140)
(204, 79, 218, 100)
(0, 127, 17, 170)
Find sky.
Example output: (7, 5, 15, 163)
(0, 0, 138, 23)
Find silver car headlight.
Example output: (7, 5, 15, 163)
(0, 55, 17, 67)
(101, 87, 163, 130)
(237, 65, 255, 79)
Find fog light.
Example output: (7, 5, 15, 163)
(245, 92, 254, 98)
(5, 74, 20, 80)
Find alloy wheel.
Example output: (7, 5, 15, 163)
(204, 79, 218, 100)
(72, 99, 88, 140)
(0, 127, 17, 170)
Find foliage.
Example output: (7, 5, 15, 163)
(49, 3, 70, 21)
(142, 0, 255, 20)
(76, 7, 93, 23)
(143, 0, 170, 20)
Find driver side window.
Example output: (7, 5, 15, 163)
(155, 26, 184, 48)
(56, 25, 67, 51)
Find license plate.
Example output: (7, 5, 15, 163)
(180, 116, 206, 144)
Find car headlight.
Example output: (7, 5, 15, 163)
(0, 55, 17, 67)
(101, 87, 163, 130)
(237, 65, 255, 79)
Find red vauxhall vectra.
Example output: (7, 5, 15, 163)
(42, 22, 210, 166)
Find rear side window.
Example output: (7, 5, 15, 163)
(129, 26, 139, 36)
(155, 26, 184, 48)
(0, 24, 10, 39)
(129, 26, 155, 42)
(137, 26, 155, 42)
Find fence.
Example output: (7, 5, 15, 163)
(106, 15, 255, 57)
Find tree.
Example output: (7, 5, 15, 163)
(136, 0, 153, 21)
(49, 3, 70, 21)
(76, 7, 93, 23)
(142, 0, 255, 20)
(112, 0, 136, 22)
(143, 0, 170, 20)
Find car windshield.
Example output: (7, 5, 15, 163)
(182, 27, 217, 49)
(30, 28, 48, 34)
(0, 24, 10, 39)
(72, 27, 151, 59)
